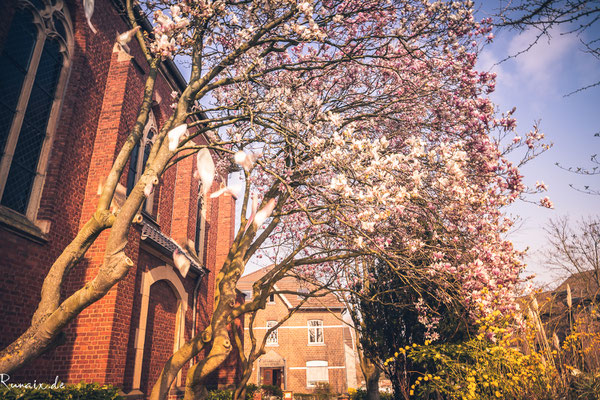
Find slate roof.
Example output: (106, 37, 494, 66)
(140, 220, 206, 274)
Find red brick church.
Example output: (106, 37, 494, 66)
(0, 0, 239, 397)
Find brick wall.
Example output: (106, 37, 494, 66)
(140, 280, 179, 395)
(243, 294, 349, 395)
(0, 0, 238, 396)
(0, 0, 130, 382)
(61, 27, 147, 383)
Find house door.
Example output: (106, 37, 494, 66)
(262, 368, 273, 386)
(261, 368, 283, 388)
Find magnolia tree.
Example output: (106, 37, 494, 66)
(327, 113, 549, 396)
(0, 0, 550, 399)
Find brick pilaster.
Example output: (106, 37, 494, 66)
(65, 48, 136, 383)
(214, 191, 236, 278)
(171, 154, 194, 245)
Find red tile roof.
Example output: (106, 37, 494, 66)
(238, 265, 346, 310)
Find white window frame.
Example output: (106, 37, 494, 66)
(306, 360, 328, 388)
(308, 320, 324, 344)
(241, 290, 252, 302)
(0, 0, 73, 223)
(266, 320, 278, 346)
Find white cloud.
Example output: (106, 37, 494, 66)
(478, 48, 500, 73)
(506, 27, 579, 91)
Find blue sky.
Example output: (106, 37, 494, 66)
(475, 6, 600, 286)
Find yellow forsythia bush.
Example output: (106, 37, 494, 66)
(402, 338, 554, 400)
(384, 302, 600, 400)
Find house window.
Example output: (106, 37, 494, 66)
(266, 321, 278, 345)
(0, 0, 72, 219)
(126, 111, 157, 215)
(269, 293, 275, 303)
(308, 320, 324, 344)
(241, 290, 252, 302)
(306, 360, 328, 388)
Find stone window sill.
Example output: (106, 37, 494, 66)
(0, 206, 48, 243)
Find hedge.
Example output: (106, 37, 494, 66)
(0, 382, 122, 400)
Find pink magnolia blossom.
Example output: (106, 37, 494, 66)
(210, 185, 242, 200)
(540, 196, 554, 209)
(167, 124, 187, 151)
(254, 198, 277, 228)
(194, 148, 215, 196)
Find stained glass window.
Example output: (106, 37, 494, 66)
(2, 39, 63, 213)
(0, 9, 37, 171)
(0, 1, 71, 217)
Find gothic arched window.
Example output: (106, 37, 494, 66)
(126, 111, 158, 215)
(0, 0, 73, 220)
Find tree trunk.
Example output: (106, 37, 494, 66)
(232, 333, 253, 400)
(365, 364, 381, 400)
(150, 191, 283, 400)
(148, 335, 207, 400)
(358, 350, 380, 400)
(365, 368, 381, 400)
(151, 257, 242, 400)
(184, 326, 233, 400)
(0, 211, 112, 373)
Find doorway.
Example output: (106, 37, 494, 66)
(261, 367, 284, 389)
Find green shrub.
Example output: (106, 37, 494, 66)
(206, 389, 234, 400)
(260, 384, 283, 398)
(349, 388, 393, 400)
(245, 383, 259, 400)
(0, 382, 121, 400)
(205, 384, 280, 400)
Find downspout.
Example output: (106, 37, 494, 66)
(190, 273, 203, 367)
(284, 357, 287, 390)
(192, 274, 203, 336)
